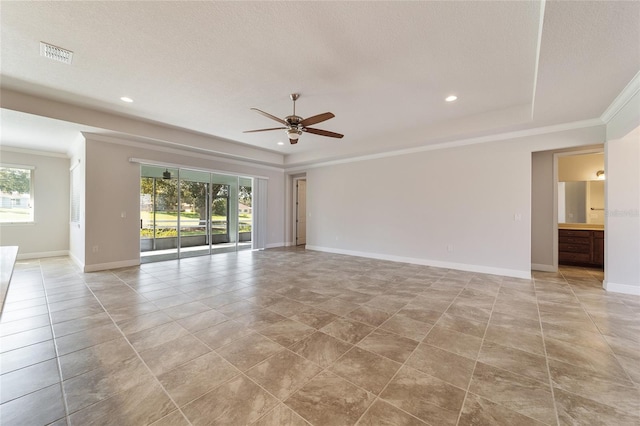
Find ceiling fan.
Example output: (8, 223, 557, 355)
(244, 93, 343, 144)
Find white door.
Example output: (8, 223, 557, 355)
(296, 180, 306, 245)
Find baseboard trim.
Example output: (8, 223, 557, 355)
(16, 250, 69, 260)
(266, 242, 286, 249)
(603, 280, 640, 295)
(306, 245, 531, 280)
(84, 259, 140, 273)
(531, 263, 557, 272)
(68, 252, 84, 271)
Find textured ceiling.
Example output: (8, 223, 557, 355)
(0, 1, 638, 166)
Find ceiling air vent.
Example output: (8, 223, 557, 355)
(40, 42, 73, 64)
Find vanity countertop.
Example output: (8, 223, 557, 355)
(559, 224, 604, 231)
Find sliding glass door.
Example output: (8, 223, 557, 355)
(238, 177, 252, 252)
(140, 167, 179, 262)
(179, 170, 211, 259)
(140, 165, 253, 263)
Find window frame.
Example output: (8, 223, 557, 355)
(0, 163, 35, 224)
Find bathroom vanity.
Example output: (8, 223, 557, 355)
(558, 226, 604, 268)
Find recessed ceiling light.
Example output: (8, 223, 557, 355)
(445, 95, 458, 102)
(120, 96, 133, 103)
(277, 142, 285, 146)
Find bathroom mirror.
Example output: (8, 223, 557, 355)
(558, 180, 604, 225)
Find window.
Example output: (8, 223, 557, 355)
(0, 165, 34, 223)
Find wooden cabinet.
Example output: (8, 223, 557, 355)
(559, 229, 604, 268)
(592, 231, 604, 266)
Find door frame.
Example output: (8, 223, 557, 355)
(295, 178, 307, 246)
(292, 175, 307, 246)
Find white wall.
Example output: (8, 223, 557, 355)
(305, 126, 606, 279)
(69, 141, 86, 266)
(0, 149, 70, 258)
(81, 135, 285, 271)
(604, 91, 640, 295)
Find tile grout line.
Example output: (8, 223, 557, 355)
(461, 277, 559, 426)
(533, 272, 563, 426)
(554, 268, 640, 411)
(38, 258, 74, 426)
(352, 272, 470, 426)
(560, 268, 638, 386)
(250, 272, 445, 425)
(113, 264, 328, 424)
(292, 277, 438, 426)
(73, 269, 196, 426)
(453, 275, 502, 426)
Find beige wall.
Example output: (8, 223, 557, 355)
(531, 151, 554, 269)
(0, 149, 70, 257)
(587, 180, 605, 225)
(79, 135, 285, 271)
(558, 153, 604, 181)
(306, 125, 606, 279)
(604, 89, 640, 295)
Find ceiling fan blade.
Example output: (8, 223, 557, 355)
(303, 127, 344, 138)
(300, 112, 335, 127)
(243, 127, 286, 133)
(250, 108, 288, 125)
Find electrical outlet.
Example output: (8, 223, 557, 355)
(92, 245, 99, 253)
(447, 244, 454, 252)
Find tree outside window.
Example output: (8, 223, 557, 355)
(0, 166, 34, 223)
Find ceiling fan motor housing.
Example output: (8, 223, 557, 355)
(285, 115, 302, 126)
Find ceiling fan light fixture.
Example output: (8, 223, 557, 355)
(287, 129, 301, 140)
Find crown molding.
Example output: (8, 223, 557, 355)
(285, 117, 604, 173)
(0, 145, 69, 158)
(601, 71, 640, 124)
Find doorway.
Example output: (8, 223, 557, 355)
(530, 146, 605, 273)
(296, 179, 307, 246)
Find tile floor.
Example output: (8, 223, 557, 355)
(1, 248, 639, 425)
